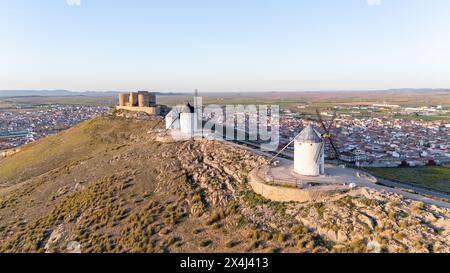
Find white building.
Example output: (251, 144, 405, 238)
(294, 125, 325, 176)
(180, 103, 196, 135)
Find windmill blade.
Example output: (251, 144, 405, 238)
(315, 142, 324, 163)
(163, 115, 180, 135)
(150, 118, 165, 131)
(315, 108, 321, 120)
(316, 109, 329, 132)
(269, 134, 298, 163)
(328, 137, 340, 159)
(327, 112, 337, 131)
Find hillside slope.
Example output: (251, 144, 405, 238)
(0, 112, 449, 253)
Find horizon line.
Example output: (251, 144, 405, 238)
(1, 88, 450, 95)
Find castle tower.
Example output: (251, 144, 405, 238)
(118, 93, 129, 106)
(294, 125, 325, 176)
(138, 91, 150, 107)
(129, 92, 138, 107)
(148, 92, 156, 107)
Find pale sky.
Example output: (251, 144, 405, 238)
(1, 0, 450, 92)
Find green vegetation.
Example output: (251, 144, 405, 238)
(240, 190, 269, 207)
(0, 100, 16, 109)
(225, 240, 238, 248)
(313, 202, 326, 219)
(199, 239, 212, 248)
(364, 166, 450, 194)
(334, 196, 356, 210)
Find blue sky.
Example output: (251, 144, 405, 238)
(1, 0, 450, 92)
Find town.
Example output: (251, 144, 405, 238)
(280, 109, 450, 167)
(1, 98, 449, 169)
(0, 104, 110, 152)
(202, 103, 450, 168)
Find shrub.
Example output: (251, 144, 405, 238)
(412, 202, 425, 212)
(388, 211, 396, 221)
(264, 247, 278, 253)
(225, 240, 236, 248)
(399, 220, 408, 229)
(192, 228, 202, 235)
(245, 240, 259, 251)
(199, 239, 212, 248)
(393, 233, 404, 241)
(349, 239, 367, 253)
(313, 202, 326, 219)
(159, 228, 171, 235)
(277, 233, 287, 244)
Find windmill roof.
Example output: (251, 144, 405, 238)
(166, 109, 179, 118)
(295, 125, 322, 143)
(181, 103, 195, 114)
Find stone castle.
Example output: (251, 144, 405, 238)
(116, 91, 159, 115)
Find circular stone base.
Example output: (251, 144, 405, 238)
(249, 158, 377, 203)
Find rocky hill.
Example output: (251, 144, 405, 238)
(0, 111, 448, 253)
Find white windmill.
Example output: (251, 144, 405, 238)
(165, 108, 181, 130)
(165, 90, 201, 137)
(180, 102, 196, 135)
(293, 124, 325, 176)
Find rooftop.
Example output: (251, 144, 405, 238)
(295, 124, 323, 143)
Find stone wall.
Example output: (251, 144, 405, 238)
(249, 167, 349, 203)
(116, 106, 159, 115)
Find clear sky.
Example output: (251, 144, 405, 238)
(1, 0, 450, 92)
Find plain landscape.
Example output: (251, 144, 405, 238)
(0, 109, 449, 253)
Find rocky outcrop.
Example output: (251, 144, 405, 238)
(174, 140, 268, 208)
(289, 189, 450, 252)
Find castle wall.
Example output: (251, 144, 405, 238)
(249, 167, 346, 203)
(116, 106, 159, 115)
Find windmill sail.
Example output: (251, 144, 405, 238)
(316, 109, 341, 161)
(315, 142, 324, 163)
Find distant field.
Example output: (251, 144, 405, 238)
(2, 89, 449, 108)
(364, 166, 450, 194)
(158, 90, 450, 110)
(0, 101, 15, 109)
(158, 91, 450, 121)
(1, 96, 117, 107)
(1, 90, 449, 121)
(394, 115, 450, 121)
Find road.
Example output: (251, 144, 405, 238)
(373, 178, 450, 202)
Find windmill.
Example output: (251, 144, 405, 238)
(316, 109, 341, 161)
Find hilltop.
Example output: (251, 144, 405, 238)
(0, 111, 449, 253)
